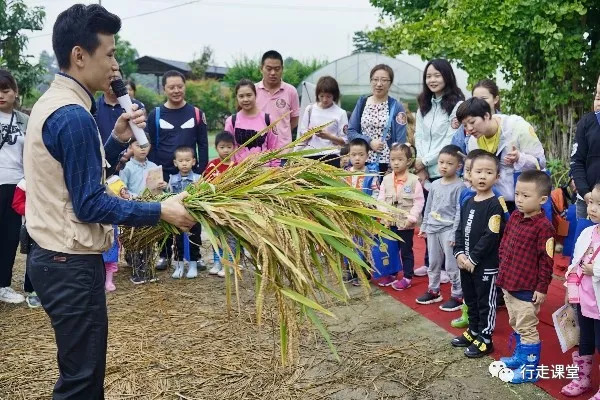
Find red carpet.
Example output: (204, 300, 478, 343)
(379, 233, 597, 399)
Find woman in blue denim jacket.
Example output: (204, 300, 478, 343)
(347, 64, 408, 175)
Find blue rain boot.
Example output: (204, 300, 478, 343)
(500, 332, 522, 369)
(510, 342, 541, 384)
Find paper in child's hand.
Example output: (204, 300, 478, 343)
(144, 166, 164, 195)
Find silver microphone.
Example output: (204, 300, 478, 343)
(110, 78, 149, 148)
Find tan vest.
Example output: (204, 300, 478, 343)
(24, 74, 113, 254)
(381, 172, 421, 229)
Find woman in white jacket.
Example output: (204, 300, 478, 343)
(561, 184, 600, 398)
(414, 59, 465, 181)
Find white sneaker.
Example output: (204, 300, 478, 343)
(440, 270, 450, 284)
(209, 261, 222, 275)
(0, 287, 25, 304)
(186, 261, 198, 279)
(413, 265, 428, 277)
(217, 265, 234, 277)
(172, 261, 185, 279)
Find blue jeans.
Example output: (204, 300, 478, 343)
(213, 235, 237, 263)
(28, 243, 107, 400)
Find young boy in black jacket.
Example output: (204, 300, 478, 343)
(451, 151, 506, 358)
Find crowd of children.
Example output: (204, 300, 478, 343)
(6, 50, 600, 395)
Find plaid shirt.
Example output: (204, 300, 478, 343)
(497, 211, 555, 294)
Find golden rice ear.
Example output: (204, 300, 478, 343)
(119, 134, 401, 365)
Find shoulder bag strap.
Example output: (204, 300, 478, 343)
(0, 112, 16, 152)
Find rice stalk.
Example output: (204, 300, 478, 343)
(120, 121, 404, 365)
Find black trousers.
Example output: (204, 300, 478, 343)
(578, 305, 600, 355)
(461, 266, 498, 339)
(393, 227, 415, 279)
(129, 247, 155, 280)
(0, 184, 22, 288)
(24, 253, 34, 293)
(173, 224, 202, 261)
(28, 243, 108, 400)
(160, 225, 202, 261)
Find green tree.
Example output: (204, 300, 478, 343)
(115, 34, 138, 78)
(185, 79, 233, 130)
(369, 0, 600, 161)
(223, 56, 262, 87)
(282, 57, 328, 88)
(135, 85, 164, 111)
(37, 50, 57, 92)
(224, 56, 327, 89)
(352, 30, 384, 54)
(0, 0, 45, 99)
(189, 46, 213, 80)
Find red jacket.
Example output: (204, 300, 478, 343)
(12, 183, 25, 216)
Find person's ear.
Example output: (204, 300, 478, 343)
(72, 46, 86, 68)
(540, 195, 549, 206)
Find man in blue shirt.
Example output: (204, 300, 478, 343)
(23, 5, 196, 399)
(95, 69, 144, 144)
(146, 70, 208, 181)
(147, 70, 209, 270)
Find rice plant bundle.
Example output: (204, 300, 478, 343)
(120, 120, 401, 364)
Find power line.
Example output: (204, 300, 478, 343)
(139, 0, 373, 13)
(26, 0, 375, 40)
(27, 0, 203, 39)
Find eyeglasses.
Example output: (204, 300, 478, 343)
(370, 78, 391, 84)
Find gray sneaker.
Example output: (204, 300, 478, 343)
(26, 292, 42, 308)
(0, 287, 25, 304)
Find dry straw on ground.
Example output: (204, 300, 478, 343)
(0, 251, 453, 400)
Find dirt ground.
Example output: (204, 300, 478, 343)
(0, 245, 553, 400)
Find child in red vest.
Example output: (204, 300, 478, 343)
(204, 132, 237, 277)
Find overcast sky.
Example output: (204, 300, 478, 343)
(24, 0, 383, 66)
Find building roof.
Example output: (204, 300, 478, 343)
(134, 56, 228, 78)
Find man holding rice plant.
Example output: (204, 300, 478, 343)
(23, 4, 196, 399)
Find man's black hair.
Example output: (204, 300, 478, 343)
(162, 70, 186, 87)
(261, 50, 283, 66)
(53, 4, 121, 70)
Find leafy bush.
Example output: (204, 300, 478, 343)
(135, 85, 164, 111)
(546, 158, 570, 188)
(185, 79, 233, 130)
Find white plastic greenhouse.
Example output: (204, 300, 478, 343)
(299, 52, 471, 113)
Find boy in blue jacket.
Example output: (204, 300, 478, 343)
(344, 138, 380, 285)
